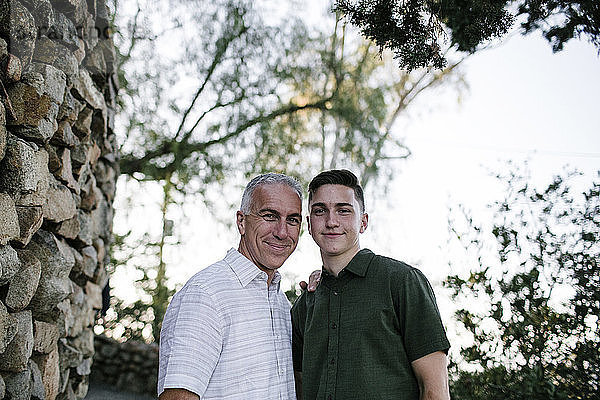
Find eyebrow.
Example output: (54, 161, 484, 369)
(310, 202, 354, 209)
(259, 208, 302, 218)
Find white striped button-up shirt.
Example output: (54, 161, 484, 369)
(158, 248, 296, 399)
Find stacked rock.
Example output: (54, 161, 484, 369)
(91, 335, 158, 396)
(0, 0, 118, 399)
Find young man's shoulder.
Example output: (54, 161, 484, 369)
(369, 252, 419, 277)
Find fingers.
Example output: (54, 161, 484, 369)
(307, 270, 321, 291)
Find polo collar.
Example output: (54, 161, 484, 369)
(224, 248, 281, 287)
(343, 248, 375, 277)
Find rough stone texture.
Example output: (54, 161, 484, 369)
(0, 0, 37, 66)
(51, 119, 78, 147)
(54, 214, 80, 239)
(0, 101, 6, 160)
(85, 281, 102, 310)
(0, 310, 33, 372)
(32, 36, 79, 82)
(24, 62, 68, 104)
(0, 135, 49, 200)
(0, 243, 20, 285)
(0, 302, 18, 353)
(0, 192, 20, 244)
(70, 245, 96, 285)
(32, 344, 60, 400)
(26, 230, 74, 317)
(91, 335, 159, 395)
(5, 81, 57, 142)
(3, 367, 32, 400)
(5, 248, 42, 311)
(14, 204, 43, 246)
(33, 320, 60, 353)
(53, 147, 81, 193)
(31, 358, 46, 400)
(1, 1, 118, 398)
(42, 176, 77, 222)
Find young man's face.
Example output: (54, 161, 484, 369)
(308, 184, 368, 259)
(237, 183, 302, 273)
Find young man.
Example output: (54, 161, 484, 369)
(291, 169, 451, 400)
(158, 173, 303, 400)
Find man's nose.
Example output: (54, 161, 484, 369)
(325, 212, 339, 228)
(273, 219, 289, 240)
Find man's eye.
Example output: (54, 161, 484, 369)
(339, 209, 351, 214)
(312, 209, 325, 215)
(262, 213, 278, 221)
(287, 217, 301, 226)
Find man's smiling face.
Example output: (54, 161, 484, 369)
(237, 183, 302, 274)
(308, 184, 367, 259)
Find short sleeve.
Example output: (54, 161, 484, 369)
(399, 269, 450, 362)
(158, 283, 223, 397)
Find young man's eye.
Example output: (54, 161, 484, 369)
(287, 217, 301, 226)
(339, 209, 351, 214)
(312, 208, 325, 215)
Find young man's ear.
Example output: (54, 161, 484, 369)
(306, 215, 312, 235)
(359, 213, 369, 233)
(236, 211, 246, 235)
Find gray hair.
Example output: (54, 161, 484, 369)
(240, 173, 303, 213)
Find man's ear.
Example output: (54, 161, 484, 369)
(306, 215, 312, 235)
(236, 211, 245, 235)
(359, 213, 368, 233)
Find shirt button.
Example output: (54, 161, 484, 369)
(333, 291, 338, 296)
(331, 322, 337, 329)
(330, 358, 335, 365)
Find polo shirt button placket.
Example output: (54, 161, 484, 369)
(326, 285, 340, 400)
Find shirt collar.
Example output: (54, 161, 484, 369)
(224, 248, 281, 287)
(343, 248, 375, 277)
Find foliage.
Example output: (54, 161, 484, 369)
(99, 0, 468, 342)
(445, 166, 600, 399)
(333, 0, 600, 70)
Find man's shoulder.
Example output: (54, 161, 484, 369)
(369, 252, 416, 275)
(180, 257, 234, 292)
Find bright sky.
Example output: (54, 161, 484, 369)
(111, 4, 600, 351)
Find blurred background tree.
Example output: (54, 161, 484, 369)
(334, 0, 600, 69)
(96, 0, 468, 342)
(445, 165, 599, 399)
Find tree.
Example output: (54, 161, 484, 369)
(97, 0, 468, 342)
(444, 166, 600, 399)
(333, 0, 600, 70)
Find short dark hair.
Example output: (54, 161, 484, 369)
(308, 169, 365, 213)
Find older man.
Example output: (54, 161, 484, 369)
(158, 173, 303, 400)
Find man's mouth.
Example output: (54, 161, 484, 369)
(265, 242, 290, 251)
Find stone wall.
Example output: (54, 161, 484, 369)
(91, 335, 158, 396)
(0, 0, 118, 399)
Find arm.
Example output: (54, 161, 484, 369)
(411, 351, 450, 400)
(294, 371, 302, 400)
(158, 284, 222, 398)
(159, 388, 199, 400)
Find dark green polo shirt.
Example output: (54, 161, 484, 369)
(291, 249, 450, 400)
